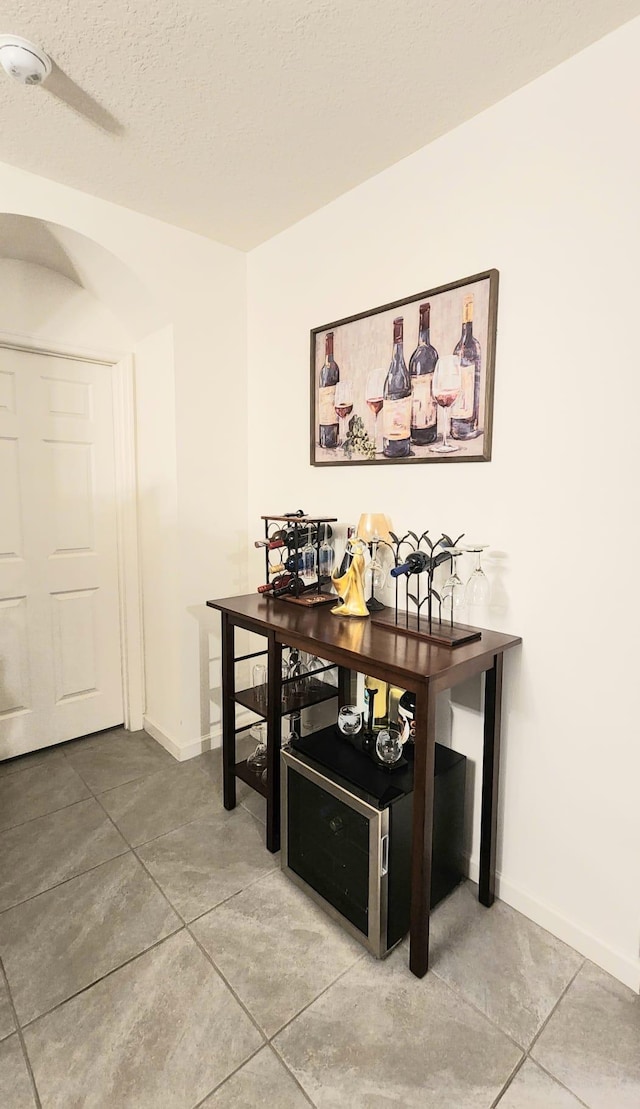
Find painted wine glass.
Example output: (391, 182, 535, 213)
(430, 354, 461, 455)
(365, 368, 386, 455)
(334, 381, 354, 446)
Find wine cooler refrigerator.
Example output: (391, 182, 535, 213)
(281, 729, 466, 958)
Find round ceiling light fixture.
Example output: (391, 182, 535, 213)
(0, 35, 51, 85)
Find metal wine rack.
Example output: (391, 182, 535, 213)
(372, 529, 481, 647)
(259, 514, 338, 607)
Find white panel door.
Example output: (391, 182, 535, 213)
(0, 347, 124, 758)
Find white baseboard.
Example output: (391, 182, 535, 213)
(143, 712, 253, 763)
(465, 855, 640, 993)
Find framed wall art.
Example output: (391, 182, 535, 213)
(310, 269, 499, 466)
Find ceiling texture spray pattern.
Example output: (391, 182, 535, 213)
(0, 0, 639, 250)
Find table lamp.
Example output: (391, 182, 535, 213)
(357, 513, 393, 612)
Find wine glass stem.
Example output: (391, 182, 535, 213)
(442, 408, 450, 449)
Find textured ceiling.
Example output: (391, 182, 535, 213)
(0, 0, 638, 250)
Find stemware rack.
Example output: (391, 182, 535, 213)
(372, 528, 482, 647)
(259, 514, 337, 607)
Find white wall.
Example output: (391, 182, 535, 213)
(247, 21, 640, 989)
(0, 258, 132, 352)
(0, 170, 248, 758)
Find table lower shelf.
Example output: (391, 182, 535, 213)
(234, 758, 268, 798)
(234, 678, 339, 718)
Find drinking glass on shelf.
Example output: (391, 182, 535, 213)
(287, 648, 308, 699)
(334, 381, 354, 446)
(464, 545, 491, 606)
(337, 705, 363, 737)
(252, 663, 267, 711)
(429, 355, 461, 455)
(365, 368, 386, 455)
(283, 710, 301, 745)
(247, 723, 268, 776)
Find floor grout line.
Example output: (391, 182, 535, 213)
(0, 956, 42, 1109)
(17, 928, 187, 1034)
(186, 924, 270, 1044)
(0, 843, 133, 919)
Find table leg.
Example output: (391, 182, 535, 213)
(409, 682, 436, 978)
(479, 653, 504, 906)
(266, 633, 283, 854)
(221, 613, 236, 811)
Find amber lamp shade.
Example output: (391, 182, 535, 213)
(356, 514, 392, 611)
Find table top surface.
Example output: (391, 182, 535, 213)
(207, 593, 521, 689)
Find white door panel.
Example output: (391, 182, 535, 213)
(0, 348, 124, 758)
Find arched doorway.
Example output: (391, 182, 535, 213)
(0, 215, 168, 759)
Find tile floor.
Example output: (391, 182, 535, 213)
(0, 727, 638, 1108)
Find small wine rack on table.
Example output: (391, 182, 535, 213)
(259, 514, 337, 606)
(207, 592, 521, 980)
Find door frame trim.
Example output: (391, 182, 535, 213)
(0, 332, 145, 732)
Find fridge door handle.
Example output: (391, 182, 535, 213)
(380, 833, 389, 877)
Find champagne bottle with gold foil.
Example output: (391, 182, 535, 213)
(387, 686, 405, 730)
(451, 294, 482, 440)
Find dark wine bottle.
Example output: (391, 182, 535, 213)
(383, 317, 412, 458)
(451, 294, 482, 440)
(257, 573, 295, 594)
(318, 332, 339, 449)
(254, 537, 286, 550)
(337, 524, 357, 576)
(409, 302, 438, 446)
(390, 550, 430, 578)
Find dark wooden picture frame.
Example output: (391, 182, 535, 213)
(310, 269, 499, 467)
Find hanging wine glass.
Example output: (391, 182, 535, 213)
(365, 368, 386, 455)
(334, 381, 354, 447)
(301, 526, 317, 583)
(441, 547, 465, 621)
(318, 534, 335, 580)
(430, 355, 461, 455)
(463, 545, 491, 606)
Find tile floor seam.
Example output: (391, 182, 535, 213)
(184, 863, 281, 927)
(190, 1043, 267, 1109)
(186, 922, 270, 1047)
(0, 843, 132, 920)
(267, 1040, 320, 1108)
(91, 792, 190, 926)
(0, 956, 42, 1109)
(430, 966, 528, 1055)
(16, 927, 187, 1034)
(60, 740, 177, 796)
(523, 1056, 592, 1109)
(92, 758, 214, 803)
(525, 956, 586, 1058)
(266, 948, 368, 1042)
(490, 1053, 528, 1107)
(0, 793, 92, 836)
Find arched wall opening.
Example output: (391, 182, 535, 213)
(0, 212, 180, 754)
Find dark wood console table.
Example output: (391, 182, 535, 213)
(206, 593, 521, 979)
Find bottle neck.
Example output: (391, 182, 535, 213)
(461, 321, 473, 343)
(325, 334, 334, 361)
(393, 340, 405, 362)
(418, 326, 430, 347)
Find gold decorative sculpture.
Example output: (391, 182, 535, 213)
(331, 539, 369, 618)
